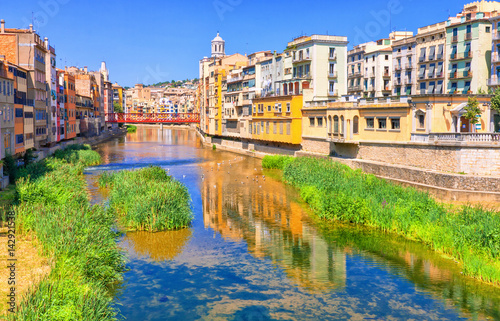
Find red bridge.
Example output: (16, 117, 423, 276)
(105, 113, 200, 123)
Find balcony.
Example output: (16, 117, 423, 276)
(227, 76, 243, 83)
(329, 71, 338, 78)
(450, 51, 472, 60)
(488, 77, 500, 86)
(394, 78, 402, 85)
(348, 85, 362, 92)
(492, 52, 500, 63)
(493, 32, 500, 41)
(450, 71, 472, 79)
(395, 65, 402, 71)
(452, 35, 458, 43)
(348, 71, 362, 78)
(329, 54, 337, 61)
(382, 86, 391, 92)
(419, 56, 426, 63)
(405, 63, 413, 69)
(293, 55, 312, 63)
(293, 73, 311, 80)
(383, 72, 391, 78)
(328, 90, 339, 96)
(465, 33, 472, 41)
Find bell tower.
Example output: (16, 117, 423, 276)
(211, 33, 225, 58)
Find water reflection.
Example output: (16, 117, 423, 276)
(123, 229, 193, 262)
(200, 159, 346, 292)
(86, 127, 500, 320)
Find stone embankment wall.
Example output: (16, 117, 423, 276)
(302, 137, 500, 177)
(204, 132, 500, 203)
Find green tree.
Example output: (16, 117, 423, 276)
(113, 102, 123, 113)
(491, 88, 500, 113)
(464, 96, 482, 132)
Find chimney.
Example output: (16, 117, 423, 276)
(29, 24, 33, 32)
(1, 20, 4, 33)
(44, 37, 49, 49)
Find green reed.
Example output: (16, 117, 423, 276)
(99, 166, 193, 232)
(264, 156, 500, 285)
(126, 125, 137, 133)
(11, 144, 125, 320)
(261, 155, 294, 170)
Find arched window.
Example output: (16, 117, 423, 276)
(333, 116, 339, 133)
(340, 116, 344, 134)
(353, 116, 359, 134)
(328, 116, 332, 133)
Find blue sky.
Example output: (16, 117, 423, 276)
(1, 0, 464, 86)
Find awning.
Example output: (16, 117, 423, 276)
(429, 46, 436, 59)
(428, 83, 435, 94)
(437, 63, 443, 74)
(420, 48, 426, 60)
(437, 44, 444, 58)
(429, 64, 436, 75)
(419, 65, 426, 78)
(436, 82, 443, 94)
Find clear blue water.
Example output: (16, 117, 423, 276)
(85, 127, 500, 321)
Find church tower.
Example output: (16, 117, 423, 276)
(211, 33, 225, 58)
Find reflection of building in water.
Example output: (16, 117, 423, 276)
(201, 159, 346, 292)
(126, 127, 201, 149)
(123, 229, 192, 262)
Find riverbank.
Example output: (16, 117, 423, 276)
(263, 155, 500, 286)
(195, 130, 500, 203)
(4, 145, 125, 320)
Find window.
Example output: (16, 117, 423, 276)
(418, 114, 425, 129)
(309, 117, 315, 127)
(317, 117, 323, 127)
(286, 103, 291, 113)
(385, 55, 389, 60)
(280, 122, 283, 135)
(391, 118, 400, 130)
(378, 118, 387, 129)
(273, 122, 277, 134)
(329, 82, 335, 94)
(329, 48, 335, 58)
(334, 116, 339, 133)
(15, 108, 23, 118)
(16, 134, 23, 145)
(266, 121, 270, 134)
(268, 105, 271, 112)
(353, 116, 359, 134)
(366, 117, 374, 129)
(486, 26, 491, 33)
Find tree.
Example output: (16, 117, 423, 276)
(491, 88, 500, 113)
(113, 102, 123, 113)
(464, 96, 482, 132)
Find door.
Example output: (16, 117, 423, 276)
(495, 114, 500, 132)
(460, 117, 470, 133)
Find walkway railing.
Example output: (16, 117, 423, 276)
(105, 113, 200, 123)
(411, 132, 500, 143)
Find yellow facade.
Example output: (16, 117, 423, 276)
(250, 95, 303, 145)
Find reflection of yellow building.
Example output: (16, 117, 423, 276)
(200, 154, 346, 292)
(124, 229, 192, 262)
(251, 95, 303, 146)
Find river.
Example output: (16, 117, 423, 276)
(84, 126, 500, 321)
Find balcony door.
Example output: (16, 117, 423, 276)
(460, 117, 470, 133)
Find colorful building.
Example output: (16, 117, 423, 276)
(250, 95, 303, 146)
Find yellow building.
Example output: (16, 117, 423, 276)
(250, 95, 303, 146)
(301, 95, 494, 156)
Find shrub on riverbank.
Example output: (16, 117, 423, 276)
(99, 166, 193, 232)
(262, 155, 294, 170)
(11, 145, 124, 320)
(126, 125, 137, 133)
(272, 156, 500, 285)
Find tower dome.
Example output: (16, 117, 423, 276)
(211, 33, 225, 58)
